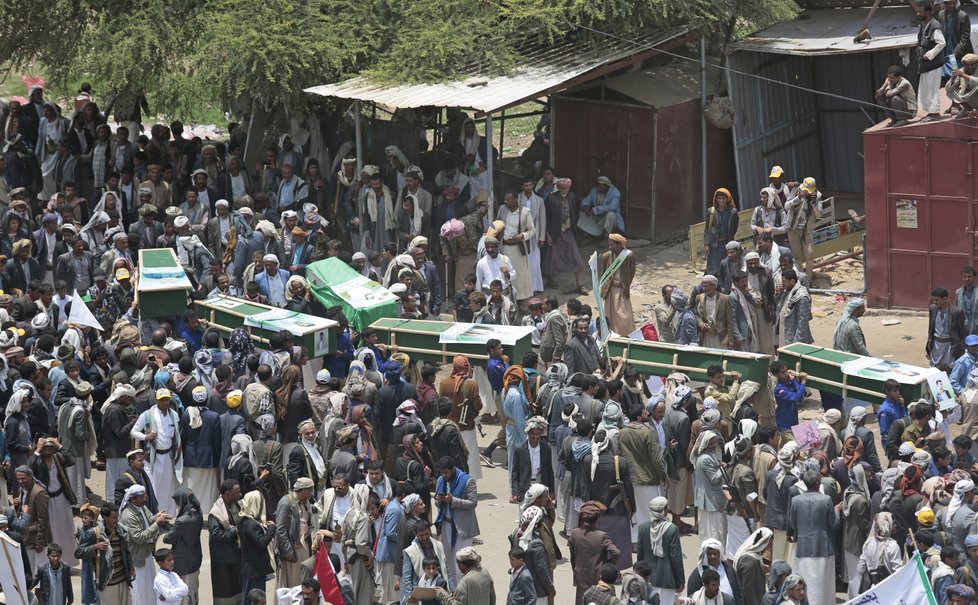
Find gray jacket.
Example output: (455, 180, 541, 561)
(694, 452, 726, 512)
(119, 504, 160, 565)
(438, 475, 480, 539)
(955, 285, 978, 334)
(946, 503, 977, 552)
(787, 491, 839, 558)
(507, 564, 538, 605)
(274, 494, 309, 560)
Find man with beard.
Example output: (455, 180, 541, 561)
(442, 194, 487, 292)
(729, 272, 758, 353)
(563, 318, 602, 377)
(745, 252, 777, 355)
(718, 241, 746, 294)
(948, 54, 978, 117)
(776, 269, 813, 346)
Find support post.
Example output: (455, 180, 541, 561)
(354, 101, 363, 174)
(486, 114, 494, 218)
(700, 36, 708, 210)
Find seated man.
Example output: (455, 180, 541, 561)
(577, 176, 624, 238)
(875, 65, 917, 127)
(947, 54, 978, 118)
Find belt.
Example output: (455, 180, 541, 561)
(506, 419, 517, 427)
(934, 337, 953, 343)
(47, 487, 64, 498)
(155, 447, 172, 455)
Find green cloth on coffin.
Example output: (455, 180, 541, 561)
(305, 257, 399, 332)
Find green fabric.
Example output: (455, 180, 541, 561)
(140, 248, 178, 268)
(306, 257, 398, 332)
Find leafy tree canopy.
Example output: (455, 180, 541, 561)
(0, 0, 796, 118)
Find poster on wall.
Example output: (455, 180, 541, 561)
(895, 199, 918, 229)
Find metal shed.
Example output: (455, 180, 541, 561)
(724, 7, 978, 208)
(552, 61, 737, 242)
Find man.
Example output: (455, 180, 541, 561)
(509, 417, 554, 503)
(539, 296, 568, 365)
(54, 236, 94, 293)
(517, 178, 546, 294)
(102, 384, 137, 501)
(941, 0, 974, 75)
(947, 480, 978, 553)
(784, 177, 822, 278)
(942, 54, 978, 118)
(841, 406, 883, 473)
(787, 469, 838, 605)
(578, 176, 624, 238)
(15, 465, 51, 571)
(744, 252, 777, 355)
(402, 520, 452, 602)
(434, 547, 495, 605)
(563, 317, 602, 377)
(729, 271, 758, 353)
(255, 254, 290, 307)
(444, 195, 488, 292)
(276, 477, 315, 589)
(599, 233, 636, 337)
(917, 0, 947, 122)
(139, 163, 170, 210)
(5, 239, 40, 293)
(928, 286, 967, 372)
(663, 387, 695, 533)
(952, 335, 978, 393)
(718, 241, 746, 294)
(205, 198, 233, 262)
(435, 457, 480, 586)
(694, 431, 727, 547)
(776, 269, 813, 347)
(475, 236, 514, 297)
(833, 297, 870, 356)
(180, 388, 221, 511)
(496, 192, 535, 305)
(876, 65, 918, 127)
(957, 265, 978, 335)
(691, 568, 732, 605)
(274, 162, 308, 214)
(131, 388, 182, 515)
(55, 382, 94, 503)
(33, 213, 62, 286)
(697, 275, 734, 349)
(92, 503, 133, 605)
(618, 402, 668, 542)
(288, 419, 329, 497)
(113, 449, 159, 513)
(120, 484, 168, 605)
(129, 203, 164, 251)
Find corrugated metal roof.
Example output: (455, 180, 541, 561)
(304, 28, 690, 114)
(600, 59, 723, 108)
(731, 6, 978, 55)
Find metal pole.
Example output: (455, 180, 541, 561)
(486, 114, 494, 218)
(700, 36, 708, 210)
(354, 101, 363, 174)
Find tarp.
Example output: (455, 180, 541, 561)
(305, 257, 399, 332)
(843, 552, 935, 605)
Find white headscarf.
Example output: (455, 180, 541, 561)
(647, 496, 670, 557)
(4, 387, 29, 416)
(228, 434, 256, 478)
(120, 484, 147, 515)
(775, 441, 799, 488)
(590, 430, 613, 480)
(946, 479, 975, 525)
(517, 505, 544, 549)
(100, 383, 136, 414)
(733, 527, 773, 568)
(842, 406, 867, 441)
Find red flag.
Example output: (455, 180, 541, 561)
(312, 545, 345, 605)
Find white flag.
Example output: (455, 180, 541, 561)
(67, 289, 104, 332)
(843, 553, 936, 605)
(0, 530, 29, 605)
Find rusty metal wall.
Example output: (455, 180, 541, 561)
(865, 122, 978, 309)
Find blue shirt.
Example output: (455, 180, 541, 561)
(950, 351, 977, 393)
(877, 397, 907, 447)
(487, 356, 509, 393)
(324, 330, 354, 378)
(181, 328, 204, 353)
(773, 379, 805, 430)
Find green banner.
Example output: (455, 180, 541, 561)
(305, 257, 400, 332)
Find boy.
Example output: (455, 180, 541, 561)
(933, 545, 961, 602)
(506, 547, 537, 605)
(928, 445, 954, 478)
(703, 364, 742, 420)
(953, 435, 977, 470)
(75, 505, 102, 605)
(770, 360, 807, 436)
(179, 309, 204, 353)
(470, 292, 494, 325)
(33, 543, 73, 605)
(418, 556, 448, 605)
(153, 548, 189, 605)
(877, 379, 907, 450)
(452, 273, 477, 322)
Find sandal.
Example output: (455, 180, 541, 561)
(576, 285, 590, 295)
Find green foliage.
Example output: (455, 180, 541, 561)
(0, 0, 796, 119)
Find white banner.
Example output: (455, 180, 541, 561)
(68, 290, 104, 332)
(0, 530, 29, 605)
(842, 553, 936, 605)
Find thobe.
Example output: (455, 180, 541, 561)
(747, 270, 776, 356)
(132, 407, 181, 516)
(729, 286, 758, 353)
(519, 192, 546, 293)
(497, 205, 536, 301)
(599, 249, 636, 337)
(701, 294, 724, 349)
(930, 307, 954, 369)
(475, 252, 515, 294)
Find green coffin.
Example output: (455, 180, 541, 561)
(137, 248, 193, 318)
(194, 295, 338, 355)
(605, 337, 771, 384)
(369, 318, 534, 367)
(776, 343, 928, 402)
(305, 258, 399, 332)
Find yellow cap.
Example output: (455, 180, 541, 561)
(769, 166, 784, 178)
(156, 388, 172, 400)
(226, 390, 243, 408)
(800, 177, 816, 194)
(115, 267, 130, 280)
(15, 328, 25, 337)
(916, 507, 936, 526)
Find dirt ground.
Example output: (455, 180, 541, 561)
(56, 238, 923, 604)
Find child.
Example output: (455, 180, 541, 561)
(452, 273, 475, 323)
(933, 545, 961, 600)
(75, 504, 102, 604)
(418, 556, 448, 605)
(506, 548, 536, 605)
(928, 445, 953, 478)
(33, 543, 73, 605)
(153, 548, 189, 605)
(770, 360, 807, 436)
(953, 434, 976, 470)
(877, 379, 907, 450)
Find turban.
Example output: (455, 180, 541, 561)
(725, 240, 743, 251)
(174, 216, 189, 228)
(556, 177, 572, 187)
(899, 442, 915, 456)
(316, 369, 331, 385)
(964, 54, 978, 65)
(517, 506, 544, 549)
(483, 236, 499, 246)
(525, 416, 548, 434)
(293, 477, 315, 491)
(948, 585, 976, 599)
(361, 165, 379, 176)
(402, 494, 421, 512)
(337, 425, 358, 443)
(597, 175, 613, 186)
(352, 252, 367, 262)
(0, 515, 7, 525)
(262, 254, 279, 264)
(579, 500, 607, 518)
(455, 547, 481, 563)
(390, 283, 408, 294)
(821, 408, 842, 425)
(255, 221, 277, 237)
(440, 218, 464, 240)
(410, 236, 428, 248)
(608, 233, 626, 245)
(11, 239, 31, 254)
(701, 275, 718, 286)
(120, 484, 147, 512)
(703, 397, 719, 411)
(14, 465, 32, 476)
(126, 449, 145, 460)
(226, 390, 243, 408)
(966, 534, 978, 548)
(744, 251, 760, 261)
(192, 386, 208, 403)
(912, 450, 933, 468)
(215, 199, 229, 208)
(521, 484, 548, 513)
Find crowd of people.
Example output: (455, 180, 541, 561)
(0, 83, 976, 605)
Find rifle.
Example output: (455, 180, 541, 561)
(610, 455, 636, 526)
(721, 464, 754, 534)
